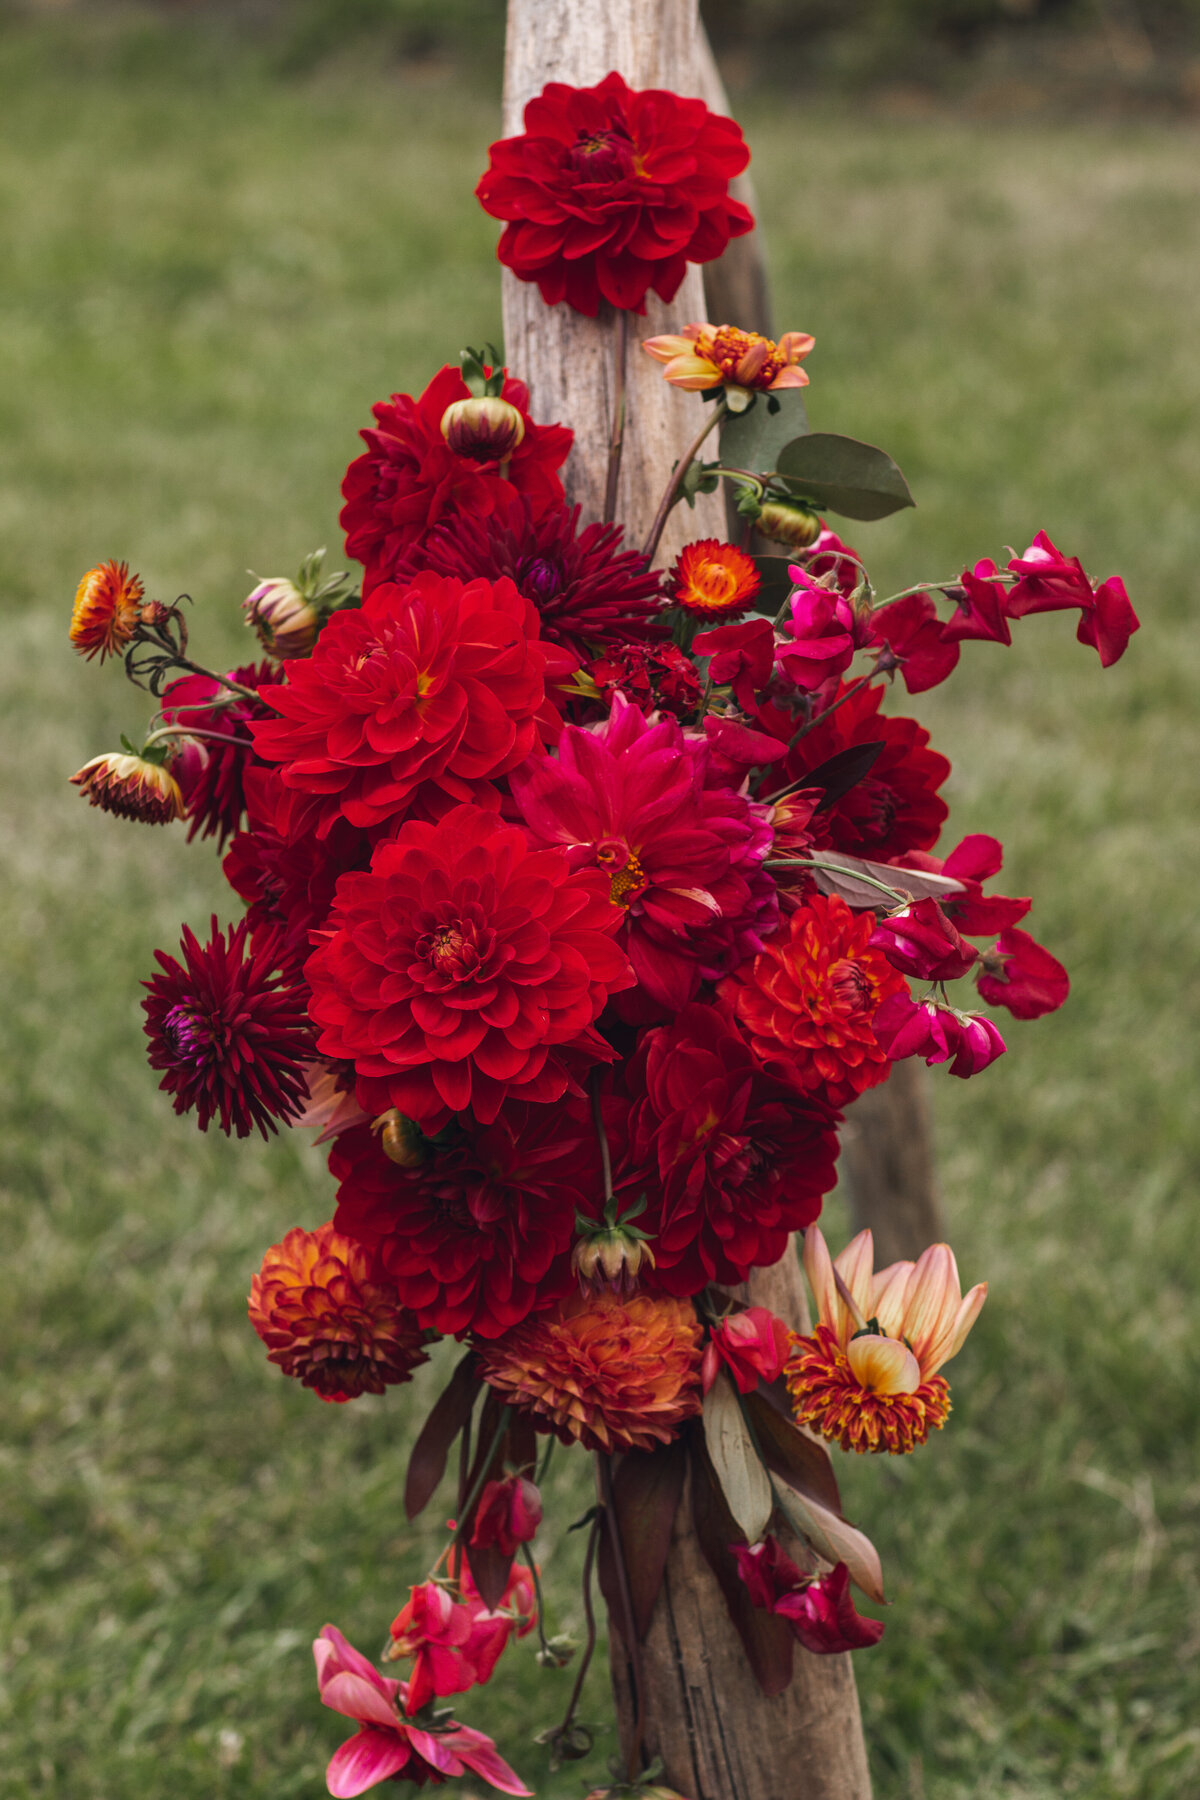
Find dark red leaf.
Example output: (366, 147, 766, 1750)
(690, 1430, 794, 1698)
(464, 1538, 514, 1612)
(807, 742, 885, 810)
(742, 1390, 843, 1516)
(404, 1352, 480, 1522)
(596, 1440, 687, 1644)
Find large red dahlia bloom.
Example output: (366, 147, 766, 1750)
(251, 573, 566, 840)
(625, 1005, 839, 1294)
(340, 365, 571, 592)
(719, 894, 908, 1109)
(510, 697, 776, 1012)
(142, 916, 314, 1138)
(476, 72, 753, 316)
(330, 1103, 602, 1338)
(306, 804, 633, 1131)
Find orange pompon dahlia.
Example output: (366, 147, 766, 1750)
(69, 560, 145, 661)
(70, 751, 185, 825)
(477, 1292, 703, 1453)
(643, 323, 814, 412)
(787, 1225, 987, 1454)
(671, 538, 760, 619)
(249, 1222, 429, 1403)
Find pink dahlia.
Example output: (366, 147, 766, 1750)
(330, 1101, 602, 1338)
(306, 804, 632, 1131)
(142, 917, 314, 1139)
(510, 697, 777, 1012)
(251, 573, 565, 840)
(340, 364, 571, 593)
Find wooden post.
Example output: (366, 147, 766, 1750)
(500, 6, 872, 1795)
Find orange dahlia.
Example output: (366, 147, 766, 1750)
(69, 560, 145, 661)
(643, 322, 814, 412)
(70, 751, 185, 825)
(249, 1222, 429, 1403)
(671, 539, 760, 619)
(476, 1292, 703, 1453)
(787, 1226, 987, 1454)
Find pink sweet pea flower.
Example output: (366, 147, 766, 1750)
(869, 897, 979, 983)
(868, 591, 960, 693)
(694, 617, 776, 713)
(888, 834, 1031, 937)
(470, 1475, 542, 1560)
(313, 1624, 531, 1797)
(976, 925, 1070, 1019)
(940, 559, 1013, 646)
(775, 574, 856, 693)
(801, 525, 862, 596)
(872, 993, 1006, 1078)
(733, 1539, 884, 1654)
(1077, 573, 1139, 667)
(701, 1306, 792, 1394)
(948, 1012, 1007, 1077)
(387, 1579, 518, 1714)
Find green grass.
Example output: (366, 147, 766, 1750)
(1, 17, 1198, 1799)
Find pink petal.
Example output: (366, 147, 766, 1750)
(320, 1671, 404, 1732)
(901, 1244, 963, 1372)
(326, 1727, 410, 1798)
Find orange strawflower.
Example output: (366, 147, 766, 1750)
(477, 1292, 703, 1453)
(69, 560, 145, 661)
(249, 1222, 429, 1403)
(671, 538, 760, 618)
(643, 322, 814, 412)
(786, 1225, 987, 1454)
(70, 751, 185, 825)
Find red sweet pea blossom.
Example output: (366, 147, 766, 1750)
(700, 1307, 792, 1394)
(719, 893, 908, 1109)
(1007, 532, 1139, 666)
(251, 573, 564, 840)
(624, 1004, 839, 1293)
(872, 992, 1007, 1078)
(776, 576, 856, 695)
(940, 559, 1013, 646)
(734, 1540, 884, 1655)
(869, 591, 960, 694)
(898, 832, 1032, 938)
(977, 925, 1070, 1019)
(476, 72, 753, 317)
(1077, 574, 1139, 667)
(869, 898, 979, 983)
(694, 617, 776, 713)
(387, 1581, 516, 1717)
(307, 804, 632, 1131)
(470, 1476, 543, 1560)
(340, 365, 570, 592)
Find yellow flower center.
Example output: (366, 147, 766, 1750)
(609, 853, 647, 906)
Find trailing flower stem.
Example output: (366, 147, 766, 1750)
(603, 309, 630, 526)
(599, 1451, 649, 1783)
(640, 404, 725, 565)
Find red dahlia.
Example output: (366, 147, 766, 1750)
(586, 641, 703, 720)
(142, 917, 314, 1139)
(251, 573, 566, 840)
(330, 1101, 602, 1338)
(340, 364, 571, 592)
(306, 803, 633, 1131)
(162, 660, 274, 847)
(406, 500, 665, 662)
(719, 893, 908, 1109)
(625, 1004, 840, 1294)
(476, 71, 753, 316)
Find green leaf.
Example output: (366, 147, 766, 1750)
(719, 388, 810, 475)
(776, 432, 915, 520)
(702, 1372, 773, 1544)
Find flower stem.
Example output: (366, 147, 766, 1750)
(603, 309, 629, 526)
(599, 1451, 648, 1783)
(143, 726, 256, 752)
(449, 1405, 511, 1557)
(555, 1511, 600, 1738)
(641, 404, 724, 565)
(763, 857, 908, 907)
(589, 1068, 614, 1206)
(518, 1543, 553, 1661)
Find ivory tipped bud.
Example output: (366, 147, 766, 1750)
(370, 1108, 427, 1168)
(440, 395, 526, 463)
(756, 499, 822, 549)
(70, 750, 185, 825)
(571, 1195, 655, 1298)
(243, 577, 319, 659)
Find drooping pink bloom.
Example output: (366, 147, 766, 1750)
(948, 1011, 1008, 1076)
(470, 1476, 543, 1559)
(733, 1540, 884, 1654)
(868, 591, 959, 694)
(872, 992, 1007, 1078)
(775, 574, 855, 694)
(510, 697, 777, 1012)
(799, 524, 862, 596)
(976, 925, 1070, 1019)
(387, 1581, 516, 1716)
(701, 1306, 792, 1394)
(940, 559, 1012, 646)
(869, 897, 979, 983)
(1077, 574, 1139, 667)
(313, 1624, 531, 1797)
(694, 617, 776, 713)
(1006, 531, 1094, 614)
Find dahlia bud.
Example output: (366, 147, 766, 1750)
(243, 577, 319, 659)
(440, 395, 526, 462)
(535, 1633, 578, 1670)
(571, 1196, 655, 1298)
(756, 499, 822, 549)
(370, 1108, 427, 1167)
(70, 751, 185, 825)
(139, 598, 172, 628)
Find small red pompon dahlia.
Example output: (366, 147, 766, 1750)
(671, 539, 761, 618)
(249, 1223, 428, 1403)
(307, 804, 632, 1131)
(340, 365, 571, 592)
(161, 661, 273, 846)
(143, 917, 314, 1139)
(329, 1101, 599, 1338)
(719, 893, 908, 1109)
(251, 573, 563, 840)
(476, 72, 753, 317)
(586, 641, 703, 720)
(477, 1291, 703, 1453)
(644, 323, 814, 410)
(408, 500, 665, 662)
(70, 751, 185, 825)
(69, 560, 144, 661)
(787, 1225, 986, 1454)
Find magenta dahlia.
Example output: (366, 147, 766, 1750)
(142, 917, 314, 1139)
(305, 803, 633, 1131)
(510, 697, 777, 1012)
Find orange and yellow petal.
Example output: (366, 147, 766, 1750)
(672, 538, 760, 618)
(70, 560, 144, 662)
(787, 1323, 951, 1455)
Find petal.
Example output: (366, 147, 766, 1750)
(326, 1728, 410, 1798)
(947, 1281, 988, 1362)
(871, 1260, 915, 1338)
(642, 333, 692, 363)
(846, 1333, 922, 1396)
(901, 1244, 963, 1372)
(320, 1671, 404, 1732)
(833, 1230, 878, 1327)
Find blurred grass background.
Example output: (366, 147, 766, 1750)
(1, 8, 1198, 1799)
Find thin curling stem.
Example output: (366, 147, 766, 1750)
(555, 1510, 600, 1739)
(640, 403, 724, 565)
(599, 1451, 649, 1783)
(603, 309, 629, 526)
(143, 726, 256, 752)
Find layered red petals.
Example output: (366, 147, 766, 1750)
(701, 1307, 792, 1394)
(869, 591, 959, 694)
(869, 897, 979, 983)
(734, 1541, 884, 1655)
(976, 925, 1070, 1019)
(307, 804, 632, 1132)
(872, 993, 1007, 1078)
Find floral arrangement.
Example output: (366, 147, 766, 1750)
(67, 70, 1137, 1800)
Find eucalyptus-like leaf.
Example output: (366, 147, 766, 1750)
(810, 853, 965, 911)
(719, 388, 811, 475)
(773, 1483, 886, 1605)
(702, 1372, 773, 1545)
(776, 432, 915, 520)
